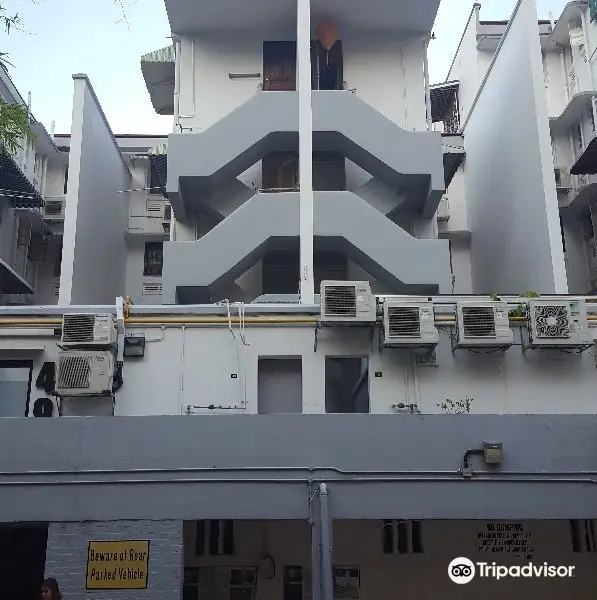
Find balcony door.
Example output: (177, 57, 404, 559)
(263, 41, 296, 91)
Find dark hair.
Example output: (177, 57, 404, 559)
(42, 578, 62, 600)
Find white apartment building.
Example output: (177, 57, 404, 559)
(2, 0, 597, 599)
(437, 0, 597, 297)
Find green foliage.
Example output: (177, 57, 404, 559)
(489, 292, 499, 302)
(0, 99, 33, 155)
(508, 291, 540, 318)
(0, 3, 33, 154)
(437, 397, 474, 415)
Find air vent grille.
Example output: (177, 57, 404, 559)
(143, 282, 163, 296)
(387, 307, 420, 337)
(45, 200, 63, 216)
(533, 304, 570, 339)
(62, 315, 95, 343)
(462, 306, 496, 338)
(57, 354, 91, 389)
(324, 286, 356, 317)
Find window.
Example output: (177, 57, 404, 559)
(325, 357, 369, 413)
(149, 164, 162, 195)
(570, 520, 597, 552)
(0, 361, 33, 417)
(382, 520, 424, 554)
(333, 568, 359, 600)
(284, 567, 303, 600)
(195, 520, 234, 556)
(63, 166, 69, 194)
(591, 0, 597, 22)
(230, 569, 256, 600)
(143, 241, 163, 276)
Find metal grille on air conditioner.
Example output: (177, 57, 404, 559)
(61, 313, 118, 347)
(455, 301, 513, 349)
(57, 353, 91, 389)
(383, 300, 438, 348)
(320, 281, 376, 323)
(462, 306, 496, 338)
(55, 350, 115, 396)
(526, 299, 593, 349)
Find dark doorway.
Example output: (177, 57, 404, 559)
(313, 152, 346, 191)
(0, 523, 48, 600)
(263, 41, 297, 91)
(262, 152, 299, 191)
(262, 249, 300, 295)
(325, 357, 369, 413)
(311, 40, 343, 90)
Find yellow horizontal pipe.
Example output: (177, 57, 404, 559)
(0, 315, 595, 327)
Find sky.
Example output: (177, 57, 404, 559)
(0, 0, 571, 136)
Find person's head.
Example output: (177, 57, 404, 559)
(41, 578, 61, 600)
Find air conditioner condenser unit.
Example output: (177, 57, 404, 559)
(454, 301, 513, 349)
(382, 300, 438, 348)
(55, 350, 115, 396)
(319, 281, 376, 324)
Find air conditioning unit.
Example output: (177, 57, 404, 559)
(61, 313, 118, 348)
(43, 198, 66, 220)
(320, 281, 376, 323)
(454, 301, 513, 349)
(554, 167, 572, 192)
(146, 199, 167, 218)
(526, 299, 593, 349)
(55, 350, 115, 396)
(382, 300, 438, 348)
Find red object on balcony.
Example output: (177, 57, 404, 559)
(316, 21, 338, 51)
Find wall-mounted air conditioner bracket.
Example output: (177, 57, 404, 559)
(521, 341, 594, 355)
(313, 320, 379, 352)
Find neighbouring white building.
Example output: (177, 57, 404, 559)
(2, 1, 597, 600)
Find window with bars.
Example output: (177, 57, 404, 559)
(195, 520, 235, 556)
(382, 520, 424, 554)
(143, 242, 163, 277)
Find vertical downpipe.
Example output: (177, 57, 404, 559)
(310, 490, 321, 600)
(172, 39, 182, 243)
(423, 37, 432, 131)
(319, 483, 334, 600)
(297, 0, 315, 303)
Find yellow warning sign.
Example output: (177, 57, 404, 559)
(86, 540, 150, 589)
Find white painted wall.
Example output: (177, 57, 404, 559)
(447, 5, 481, 125)
(181, 519, 597, 600)
(464, 0, 567, 295)
(177, 30, 428, 133)
(59, 76, 131, 305)
(544, 49, 568, 118)
(34, 237, 61, 305)
(8, 312, 597, 418)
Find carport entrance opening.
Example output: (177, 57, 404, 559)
(0, 523, 48, 600)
